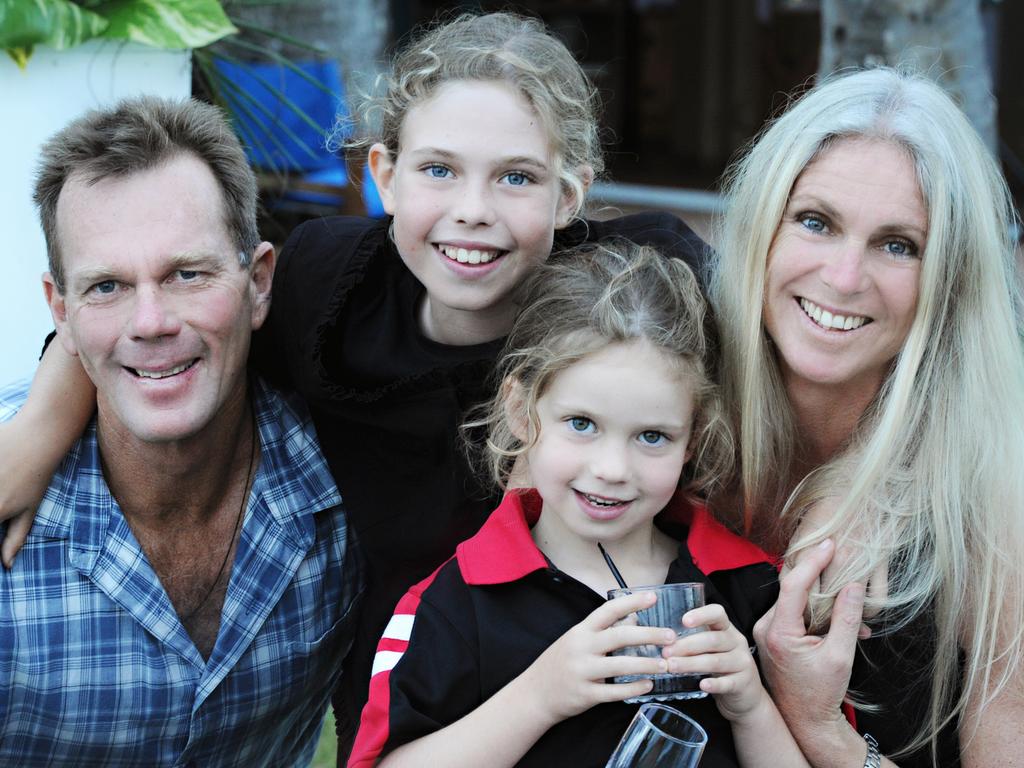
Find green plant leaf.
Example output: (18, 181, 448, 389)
(6, 46, 31, 67)
(0, 0, 109, 57)
(93, 0, 237, 49)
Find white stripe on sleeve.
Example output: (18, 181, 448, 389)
(381, 613, 414, 642)
(371, 650, 405, 677)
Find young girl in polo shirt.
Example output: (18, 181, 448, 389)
(348, 241, 805, 768)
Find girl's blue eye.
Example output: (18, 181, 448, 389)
(425, 164, 452, 179)
(639, 431, 667, 446)
(799, 214, 827, 233)
(568, 416, 594, 434)
(502, 171, 530, 186)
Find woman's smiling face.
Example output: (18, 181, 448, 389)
(762, 137, 928, 400)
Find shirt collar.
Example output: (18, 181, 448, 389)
(456, 490, 547, 585)
(456, 489, 774, 586)
(30, 376, 341, 564)
(250, 376, 342, 529)
(663, 491, 778, 575)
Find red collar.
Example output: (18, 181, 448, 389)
(456, 489, 775, 586)
(661, 491, 779, 574)
(457, 490, 548, 585)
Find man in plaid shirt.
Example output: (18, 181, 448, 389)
(0, 96, 360, 766)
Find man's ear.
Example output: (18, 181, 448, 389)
(249, 242, 276, 330)
(42, 272, 78, 357)
(555, 165, 594, 230)
(367, 142, 398, 216)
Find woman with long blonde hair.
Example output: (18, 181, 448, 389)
(711, 67, 1024, 766)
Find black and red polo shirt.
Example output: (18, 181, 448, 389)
(348, 490, 779, 768)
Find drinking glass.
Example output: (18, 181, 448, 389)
(605, 703, 707, 767)
(608, 582, 708, 702)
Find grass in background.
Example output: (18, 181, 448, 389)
(312, 711, 337, 768)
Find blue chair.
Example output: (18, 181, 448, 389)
(213, 57, 385, 217)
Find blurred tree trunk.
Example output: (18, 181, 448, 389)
(819, 0, 996, 151)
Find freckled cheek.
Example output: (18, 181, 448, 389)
(391, 216, 432, 256)
(400, 200, 442, 228)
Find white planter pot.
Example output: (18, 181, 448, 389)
(0, 41, 191, 385)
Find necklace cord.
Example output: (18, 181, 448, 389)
(181, 398, 257, 623)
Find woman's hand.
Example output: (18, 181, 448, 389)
(787, 499, 887, 633)
(522, 591, 675, 725)
(666, 603, 765, 722)
(754, 539, 874, 766)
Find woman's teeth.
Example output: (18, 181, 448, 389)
(799, 298, 868, 331)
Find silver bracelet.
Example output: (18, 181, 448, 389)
(862, 733, 881, 768)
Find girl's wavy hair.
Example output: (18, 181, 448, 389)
(711, 66, 1024, 762)
(468, 240, 733, 500)
(340, 10, 603, 219)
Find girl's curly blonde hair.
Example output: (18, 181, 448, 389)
(341, 11, 603, 219)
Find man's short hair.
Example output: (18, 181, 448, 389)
(34, 96, 259, 292)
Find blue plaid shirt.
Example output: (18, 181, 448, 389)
(0, 377, 361, 767)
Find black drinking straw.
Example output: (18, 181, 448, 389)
(597, 542, 628, 589)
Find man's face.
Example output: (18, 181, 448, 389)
(45, 153, 274, 447)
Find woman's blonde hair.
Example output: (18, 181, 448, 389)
(470, 240, 732, 498)
(342, 10, 602, 219)
(712, 67, 1024, 760)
